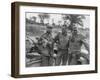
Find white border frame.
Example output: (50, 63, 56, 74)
(19, 6, 95, 75)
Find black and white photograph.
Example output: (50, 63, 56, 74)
(11, 2, 97, 77)
(25, 12, 90, 67)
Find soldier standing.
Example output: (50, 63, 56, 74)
(54, 27, 69, 66)
(68, 24, 89, 65)
(39, 25, 54, 66)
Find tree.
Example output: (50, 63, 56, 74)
(30, 16, 37, 23)
(62, 14, 85, 30)
(38, 13, 50, 24)
(26, 18, 29, 23)
(58, 20, 62, 28)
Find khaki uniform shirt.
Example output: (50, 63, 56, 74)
(54, 33, 69, 50)
(68, 34, 85, 53)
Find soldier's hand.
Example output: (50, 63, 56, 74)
(53, 53, 57, 58)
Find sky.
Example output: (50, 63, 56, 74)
(26, 12, 90, 28)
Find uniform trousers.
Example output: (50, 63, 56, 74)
(68, 51, 81, 65)
(55, 49, 68, 66)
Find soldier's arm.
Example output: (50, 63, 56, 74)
(81, 39, 90, 63)
(53, 33, 60, 43)
(79, 34, 89, 53)
(40, 33, 48, 43)
(81, 39, 89, 53)
(40, 33, 46, 40)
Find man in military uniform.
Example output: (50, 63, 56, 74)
(54, 27, 69, 66)
(68, 24, 89, 65)
(39, 25, 54, 66)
